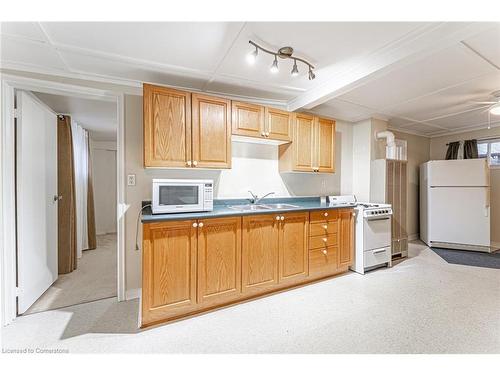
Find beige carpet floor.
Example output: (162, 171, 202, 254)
(25, 233, 117, 315)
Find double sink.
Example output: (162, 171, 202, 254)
(228, 203, 300, 212)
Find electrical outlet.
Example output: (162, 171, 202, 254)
(127, 174, 136, 186)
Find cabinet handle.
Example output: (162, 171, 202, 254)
(261, 132, 265, 137)
(322, 249, 328, 255)
(265, 132, 270, 137)
(322, 224, 328, 230)
(322, 238, 328, 243)
(324, 212, 328, 217)
(192, 222, 198, 228)
(186, 160, 192, 167)
(275, 216, 280, 221)
(198, 222, 204, 228)
(192, 161, 198, 167)
(280, 216, 285, 221)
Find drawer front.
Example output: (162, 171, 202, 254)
(309, 233, 338, 249)
(309, 247, 338, 276)
(364, 247, 391, 268)
(310, 221, 339, 237)
(310, 210, 339, 223)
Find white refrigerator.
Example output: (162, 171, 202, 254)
(420, 159, 491, 252)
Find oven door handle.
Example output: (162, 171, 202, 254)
(366, 217, 391, 221)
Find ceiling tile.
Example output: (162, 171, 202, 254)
(385, 72, 500, 121)
(216, 22, 426, 92)
(425, 107, 495, 129)
(398, 122, 443, 135)
(387, 117, 415, 128)
(59, 49, 209, 90)
(0, 22, 46, 41)
(464, 25, 500, 68)
(42, 22, 244, 72)
(204, 79, 294, 102)
(0, 36, 67, 70)
(312, 98, 376, 122)
(339, 43, 497, 110)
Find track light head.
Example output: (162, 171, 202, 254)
(308, 68, 316, 80)
(246, 46, 258, 65)
(270, 56, 279, 74)
(291, 60, 299, 77)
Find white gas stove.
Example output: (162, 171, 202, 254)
(328, 196, 392, 274)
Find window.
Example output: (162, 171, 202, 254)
(478, 139, 500, 167)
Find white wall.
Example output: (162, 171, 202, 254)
(90, 140, 117, 235)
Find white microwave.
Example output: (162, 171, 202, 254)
(152, 179, 214, 214)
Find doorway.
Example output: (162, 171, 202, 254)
(0, 75, 126, 325)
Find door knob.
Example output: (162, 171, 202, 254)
(53, 195, 62, 202)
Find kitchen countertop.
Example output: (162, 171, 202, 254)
(141, 197, 356, 223)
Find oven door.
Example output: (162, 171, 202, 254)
(363, 216, 392, 251)
(153, 183, 204, 213)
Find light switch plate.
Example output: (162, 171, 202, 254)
(127, 174, 136, 186)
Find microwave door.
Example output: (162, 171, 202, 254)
(157, 185, 202, 212)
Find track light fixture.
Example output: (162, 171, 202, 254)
(247, 40, 316, 80)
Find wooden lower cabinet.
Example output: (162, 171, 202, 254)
(197, 217, 241, 307)
(141, 208, 354, 327)
(241, 214, 280, 295)
(142, 220, 197, 326)
(279, 212, 309, 284)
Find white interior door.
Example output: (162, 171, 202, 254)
(16, 91, 58, 314)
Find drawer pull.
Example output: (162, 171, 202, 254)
(186, 160, 192, 167)
(198, 222, 204, 228)
(373, 249, 386, 254)
(275, 216, 280, 220)
(322, 238, 328, 242)
(322, 249, 327, 255)
(322, 225, 328, 230)
(192, 222, 198, 228)
(324, 212, 328, 217)
(192, 160, 198, 167)
(280, 216, 285, 221)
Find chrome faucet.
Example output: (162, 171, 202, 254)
(248, 190, 275, 204)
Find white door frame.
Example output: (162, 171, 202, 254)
(0, 74, 126, 325)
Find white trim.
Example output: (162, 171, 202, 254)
(0, 74, 127, 325)
(428, 122, 500, 138)
(388, 127, 431, 138)
(125, 288, 141, 301)
(1, 80, 17, 326)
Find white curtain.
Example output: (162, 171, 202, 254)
(71, 121, 89, 258)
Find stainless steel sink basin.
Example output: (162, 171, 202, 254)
(228, 203, 300, 211)
(263, 203, 300, 209)
(228, 204, 272, 211)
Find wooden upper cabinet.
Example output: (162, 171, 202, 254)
(279, 212, 309, 284)
(316, 117, 335, 173)
(338, 209, 354, 268)
(143, 84, 191, 168)
(141, 220, 197, 326)
(279, 114, 336, 173)
(192, 93, 231, 169)
(231, 101, 265, 138)
(241, 214, 279, 295)
(265, 107, 292, 142)
(197, 217, 241, 307)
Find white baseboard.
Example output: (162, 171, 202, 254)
(126, 288, 140, 300)
(408, 233, 419, 241)
(492, 242, 500, 250)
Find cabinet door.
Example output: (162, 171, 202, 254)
(279, 212, 309, 284)
(293, 113, 315, 171)
(242, 214, 279, 295)
(143, 84, 191, 168)
(231, 101, 265, 138)
(265, 107, 292, 142)
(316, 117, 335, 173)
(142, 220, 197, 326)
(192, 94, 231, 169)
(197, 217, 241, 307)
(338, 209, 354, 268)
